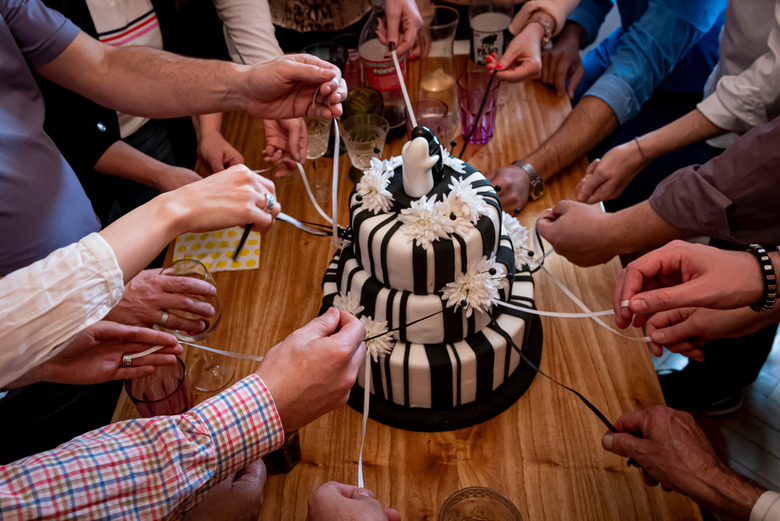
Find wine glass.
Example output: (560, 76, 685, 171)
(157, 259, 235, 392)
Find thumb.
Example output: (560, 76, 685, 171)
(234, 460, 267, 491)
(601, 432, 645, 459)
(304, 307, 341, 338)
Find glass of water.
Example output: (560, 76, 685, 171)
(340, 113, 389, 171)
(439, 487, 523, 521)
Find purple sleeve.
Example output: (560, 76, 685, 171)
(1, 0, 80, 67)
(649, 116, 780, 246)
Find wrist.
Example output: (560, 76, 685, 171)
(700, 463, 764, 520)
(228, 63, 255, 113)
(153, 190, 190, 239)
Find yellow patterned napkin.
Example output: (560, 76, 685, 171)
(172, 226, 260, 272)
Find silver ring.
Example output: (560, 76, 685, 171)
(121, 355, 132, 368)
(264, 194, 276, 212)
(159, 310, 170, 328)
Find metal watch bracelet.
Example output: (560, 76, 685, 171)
(512, 159, 545, 201)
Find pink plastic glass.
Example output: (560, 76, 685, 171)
(457, 70, 501, 144)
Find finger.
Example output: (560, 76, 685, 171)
(234, 460, 267, 489)
(90, 321, 180, 346)
(160, 275, 217, 296)
(117, 366, 155, 379)
(298, 307, 341, 341)
(161, 294, 215, 318)
(567, 61, 584, 98)
(249, 210, 275, 235)
(541, 52, 555, 85)
(319, 481, 359, 499)
(587, 181, 616, 205)
(611, 409, 649, 435)
(586, 158, 600, 176)
(124, 352, 181, 367)
(576, 175, 596, 203)
(601, 432, 646, 459)
(554, 59, 568, 97)
(385, 508, 402, 521)
(288, 119, 305, 164)
(630, 280, 711, 316)
(334, 311, 369, 353)
(385, 1, 401, 51)
(350, 487, 376, 499)
(163, 312, 207, 334)
(496, 59, 542, 82)
(642, 470, 659, 487)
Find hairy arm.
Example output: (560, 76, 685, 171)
(523, 96, 618, 180)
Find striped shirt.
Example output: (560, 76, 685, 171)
(0, 375, 284, 520)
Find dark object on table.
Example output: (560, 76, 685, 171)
(262, 430, 302, 474)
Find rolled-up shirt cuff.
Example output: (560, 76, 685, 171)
(750, 491, 780, 521)
(649, 169, 733, 238)
(582, 74, 640, 124)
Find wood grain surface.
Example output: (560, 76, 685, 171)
(113, 57, 703, 521)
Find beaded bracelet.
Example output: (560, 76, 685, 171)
(746, 244, 777, 312)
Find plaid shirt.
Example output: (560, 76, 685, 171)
(0, 374, 283, 520)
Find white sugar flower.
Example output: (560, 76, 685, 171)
(448, 177, 489, 224)
(355, 157, 394, 214)
(332, 291, 364, 317)
(439, 193, 473, 237)
(359, 316, 395, 361)
(442, 254, 506, 317)
(441, 146, 467, 174)
(502, 211, 532, 268)
(398, 195, 450, 249)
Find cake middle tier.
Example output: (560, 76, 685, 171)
(324, 234, 516, 344)
(350, 165, 503, 295)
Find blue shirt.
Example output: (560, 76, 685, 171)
(569, 0, 727, 124)
(0, 0, 100, 276)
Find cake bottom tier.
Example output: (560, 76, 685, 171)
(346, 313, 542, 432)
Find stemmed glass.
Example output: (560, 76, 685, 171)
(157, 259, 235, 392)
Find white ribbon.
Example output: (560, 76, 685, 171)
(124, 340, 265, 363)
(357, 351, 370, 488)
(391, 49, 417, 128)
(331, 119, 340, 246)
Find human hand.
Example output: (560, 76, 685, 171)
(105, 269, 217, 333)
(602, 407, 763, 519)
(306, 482, 401, 521)
(375, 0, 424, 56)
(484, 164, 530, 214)
(242, 55, 346, 120)
(161, 165, 281, 235)
(576, 142, 649, 204)
(492, 27, 543, 82)
(645, 306, 774, 361)
(197, 131, 244, 175)
(257, 308, 366, 432)
(540, 24, 584, 98)
(536, 201, 619, 266)
(183, 461, 267, 521)
(8, 321, 182, 388)
(262, 118, 307, 175)
(613, 241, 764, 329)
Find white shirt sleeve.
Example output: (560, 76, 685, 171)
(0, 233, 124, 388)
(697, 1, 780, 140)
(211, 0, 283, 65)
(751, 491, 780, 521)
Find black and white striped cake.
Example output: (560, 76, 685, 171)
(322, 129, 539, 430)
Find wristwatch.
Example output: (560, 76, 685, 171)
(512, 159, 545, 201)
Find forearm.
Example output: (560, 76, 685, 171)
(0, 375, 284, 520)
(99, 192, 186, 283)
(93, 141, 176, 189)
(525, 96, 618, 180)
(609, 201, 692, 255)
(37, 33, 248, 119)
(193, 113, 224, 141)
(696, 464, 765, 521)
(636, 109, 726, 162)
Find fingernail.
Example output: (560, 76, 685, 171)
(353, 488, 373, 499)
(620, 300, 630, 308)
(496, 63, 503, 70)
(388, 41, 396, 52)
(602, 434, 613, 450)
(633, 299, 647, 312)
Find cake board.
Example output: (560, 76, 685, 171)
(347, 312, 543, 432)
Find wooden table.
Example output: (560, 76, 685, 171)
(114, 57, 702, 520)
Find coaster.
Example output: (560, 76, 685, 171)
(172, 226, 260, 272)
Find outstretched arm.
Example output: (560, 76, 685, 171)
(36, 33, 345, 121)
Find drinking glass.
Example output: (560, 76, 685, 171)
(420, 7, 460, 146)
(305, 117, 332, 160)
(340, 113, 389, 171)
(126, 357, 192, 417)
(457, 70, 501, 144)
(157, 259, 234, 392)
(407, 98, 448, 139)
(439, 487, 523, 521)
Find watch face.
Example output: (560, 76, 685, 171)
(530, 181, 544, 200)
